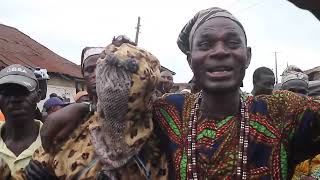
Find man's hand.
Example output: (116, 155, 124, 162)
(24, 160, 58, 180)
(40, 103, 89, 151)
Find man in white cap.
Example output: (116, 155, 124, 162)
(281, 65, 309, 95)
(0, 64, 42, 176)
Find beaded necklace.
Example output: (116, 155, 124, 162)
(187, 91, 250, 180)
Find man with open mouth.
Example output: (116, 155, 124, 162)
(20, 7, 320, 180)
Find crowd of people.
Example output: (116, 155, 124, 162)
(0, 0, 319, 179)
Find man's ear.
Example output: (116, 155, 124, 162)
(245, 47, 252, 69)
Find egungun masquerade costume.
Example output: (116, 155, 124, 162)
(13, 36, 168, 180)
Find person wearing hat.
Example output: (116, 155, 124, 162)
(19, 37, 168, 179)
(32, 46, 104, 154)
(74, 91, 89, 103)
(43, 97, 67, 115)
(0, 64, 42, 177)
(37, 7, 320, 179)
(0, 67, 49, 122)
(14, 46, 104, 179)
(281, 65, 309, 95)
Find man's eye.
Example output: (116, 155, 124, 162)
(227, 41, 241, 48)
(198, 41, 210, 50)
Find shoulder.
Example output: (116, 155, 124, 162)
(254, 90, 306, 106)
(154, 93, 198, 115)
(163, 93, 186, 108)
(153, 93, 197, 139)
(251, 90, 315, 119)
(156, 92, 197, 107)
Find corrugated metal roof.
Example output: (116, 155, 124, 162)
(0, 24, 82, 78)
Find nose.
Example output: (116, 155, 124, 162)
(209, 42, 230, 60)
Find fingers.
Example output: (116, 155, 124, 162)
(112, 35, 137, 47)
(25, 160, 57, 180)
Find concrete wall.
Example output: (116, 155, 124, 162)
(47, 75, 76, 88)
(37, 75, 77, 111)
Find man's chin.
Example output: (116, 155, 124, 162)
(201, 83, 240, 94)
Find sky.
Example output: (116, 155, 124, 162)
(1, 0, 320, 91)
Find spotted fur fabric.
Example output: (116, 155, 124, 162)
(13, 112, 167, 180)
(13, 40, 164, 180)
(94, 42, 160, 174)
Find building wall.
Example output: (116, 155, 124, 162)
(37, 75, 77, 111)
(47, 75, 76, 88)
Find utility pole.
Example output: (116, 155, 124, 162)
(135, 17, 141, 45)
(274, 52, 278, 84)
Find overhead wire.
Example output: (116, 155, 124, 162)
(233, 0, 266, 14)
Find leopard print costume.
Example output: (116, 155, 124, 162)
(93, 42, 160, 173)
(14, 114, 167, 180)
(14, 40, 167, 180)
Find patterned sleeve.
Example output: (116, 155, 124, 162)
(153, 93, 193, 179)
(262, 90, 320, 134)
(153, 94, 186, 147)
(263, 91, 320, 169)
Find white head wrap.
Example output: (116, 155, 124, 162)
(81, 47, 104, 74)
(281, 65, 308, 84)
